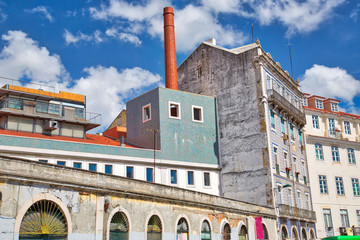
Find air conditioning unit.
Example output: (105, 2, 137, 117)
(44, 120, 58, 131)
(283, 134, 289, 140)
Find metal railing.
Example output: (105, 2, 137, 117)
(267, 89, 306, 124)
(327, 130, 341, 139)
(278, 204, 316, 220)
(0, 76, 55, 92)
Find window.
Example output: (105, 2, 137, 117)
(187, 171, 194, 185)
(344, 121, 351, 135)
(331, 103, 338, 112)
(146, 168, 153, 182)
(319, 175, 328, 194)
(348, 148, 356, 164)
(312, 115, 319, 129)
(316, 99, 323, 109)
(328, 118, 335, 136)
(170, 170, 177, 184)
(204, 172, 210, 187)
(323, 209, 333, 230)
(281, 118, 285, 133)
(201, 220, 211, 240)
(277, 184, 283, 204)
(340, 209, 350, 227)
(48, 104, 60, 115)
(126, 166, 134, 178)
(74, 108, 84, 118)
(298, 129, 302, 142)
(357, 210, 360, 227)
(273, 146, 278, 163)
(287, 189, 293, 207)
(270, 111, 275, 129)
(8, 97, 22, 110)
(192, 106, 203, 122)
(73, 162, 81, 168)
(169, 102, 180, 119)
(331, 146, 340, 162)
(176, 218, 189, 240)
(39, 160, 48, 163)
(297, 191, 301, 209)
(36, 102, 48, 113)
(303, 97, 307, 106)
(105, 165, 113, 174)
(57, 161, 65, 166)
(142, 104, 151, 123)
(89, 163, 97, 172)
(305, 194, 310, 210)
(336, 177, 344, 195)
(315, 144, 323, 160)
(352, 178, 360, 196)
(290, 123, 294, 136)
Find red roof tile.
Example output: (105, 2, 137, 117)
(304, 106, 360, 119)
(0, 129, 138, 148)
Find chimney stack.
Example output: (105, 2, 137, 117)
(163, 7, 178, 90)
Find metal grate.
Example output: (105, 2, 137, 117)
(110, 212, 129, 240)
(147, 215, 162, 233)
(19, 200, 68, 239)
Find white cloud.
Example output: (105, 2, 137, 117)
(301, 64, 360, 104)
(0, 31, 67, 83)
(25, 6, 54, 22)
(63, 29, 100, 45)
(105, 28, 142, 46)
(0, 30, 161, 130)
(350, 3, 360, 22)
(90, 0, 247, 52)
(237, 0, 345, 37)
(201, 0, 240, 13)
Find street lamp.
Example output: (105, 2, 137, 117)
(145, 128, 160, 182)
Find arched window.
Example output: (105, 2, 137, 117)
(222, 223, 231, 240)
(262, 224, 269, 240)
(109, 212, 129, 240)
(147, 215, 162, 240)
(281, 226, 288, 240)
(309, 229, 315, 240)
(292, 227, 299, 240)
(19, 200, 68, 239)
(239, 225, 247, 240)
(201, 220, 211, 240)
(177, 218, 189, 240)
(301, 228, 307, 240)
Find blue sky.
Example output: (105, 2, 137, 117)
(0, 0, 359, 131)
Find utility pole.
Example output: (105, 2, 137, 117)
(145, 128, 160, 182)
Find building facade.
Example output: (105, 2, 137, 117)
(304, 94, 360, 238)
(178, 39, 316, 239)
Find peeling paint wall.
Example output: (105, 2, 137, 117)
(178, 44, 272, 206)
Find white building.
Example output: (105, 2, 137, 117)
(304, 94, 360, 238)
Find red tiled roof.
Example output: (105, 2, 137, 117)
(0, 129, 138, 148)
(304, 106, 360, 119)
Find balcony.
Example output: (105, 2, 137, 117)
(0, 97, 101, 130)
(267, 89, 306, 126)
(326, 130, 341, 139)
(278, 204, 316, 221)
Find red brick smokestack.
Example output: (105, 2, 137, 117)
(163, 7, 178, 90)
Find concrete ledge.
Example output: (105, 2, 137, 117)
(0, 155, 275, 218)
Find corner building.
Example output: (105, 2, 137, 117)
(178, 39, 316, 239)
(304, 94, 360, 238)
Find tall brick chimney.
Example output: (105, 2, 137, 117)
(163, 7, 178, 90)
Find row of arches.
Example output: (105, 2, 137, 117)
(280, 225, 316, 240)
(17, 197, 266, 240)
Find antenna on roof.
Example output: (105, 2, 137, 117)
(252, 23, 254, 43)
(288, 38, 294, 80)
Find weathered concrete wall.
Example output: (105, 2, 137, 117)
(178, 43, 272, 207)
(0, 155, 276, 240)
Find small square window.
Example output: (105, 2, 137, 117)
(57, 161, 65, 166)
(169, 102, 181, 119)
(126, 166, 134, 178)
(204, 172, 210, 187)
(187, 171, 194, 185)
(192, 106, 203, 122)
(73, 162, 82, 168)
(89, 163, 97, 172)
(39, 159, 48, 163)
(105, 165, 113, 174)
(142, 104, 151, 123)
(170, 169, 177, 184)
